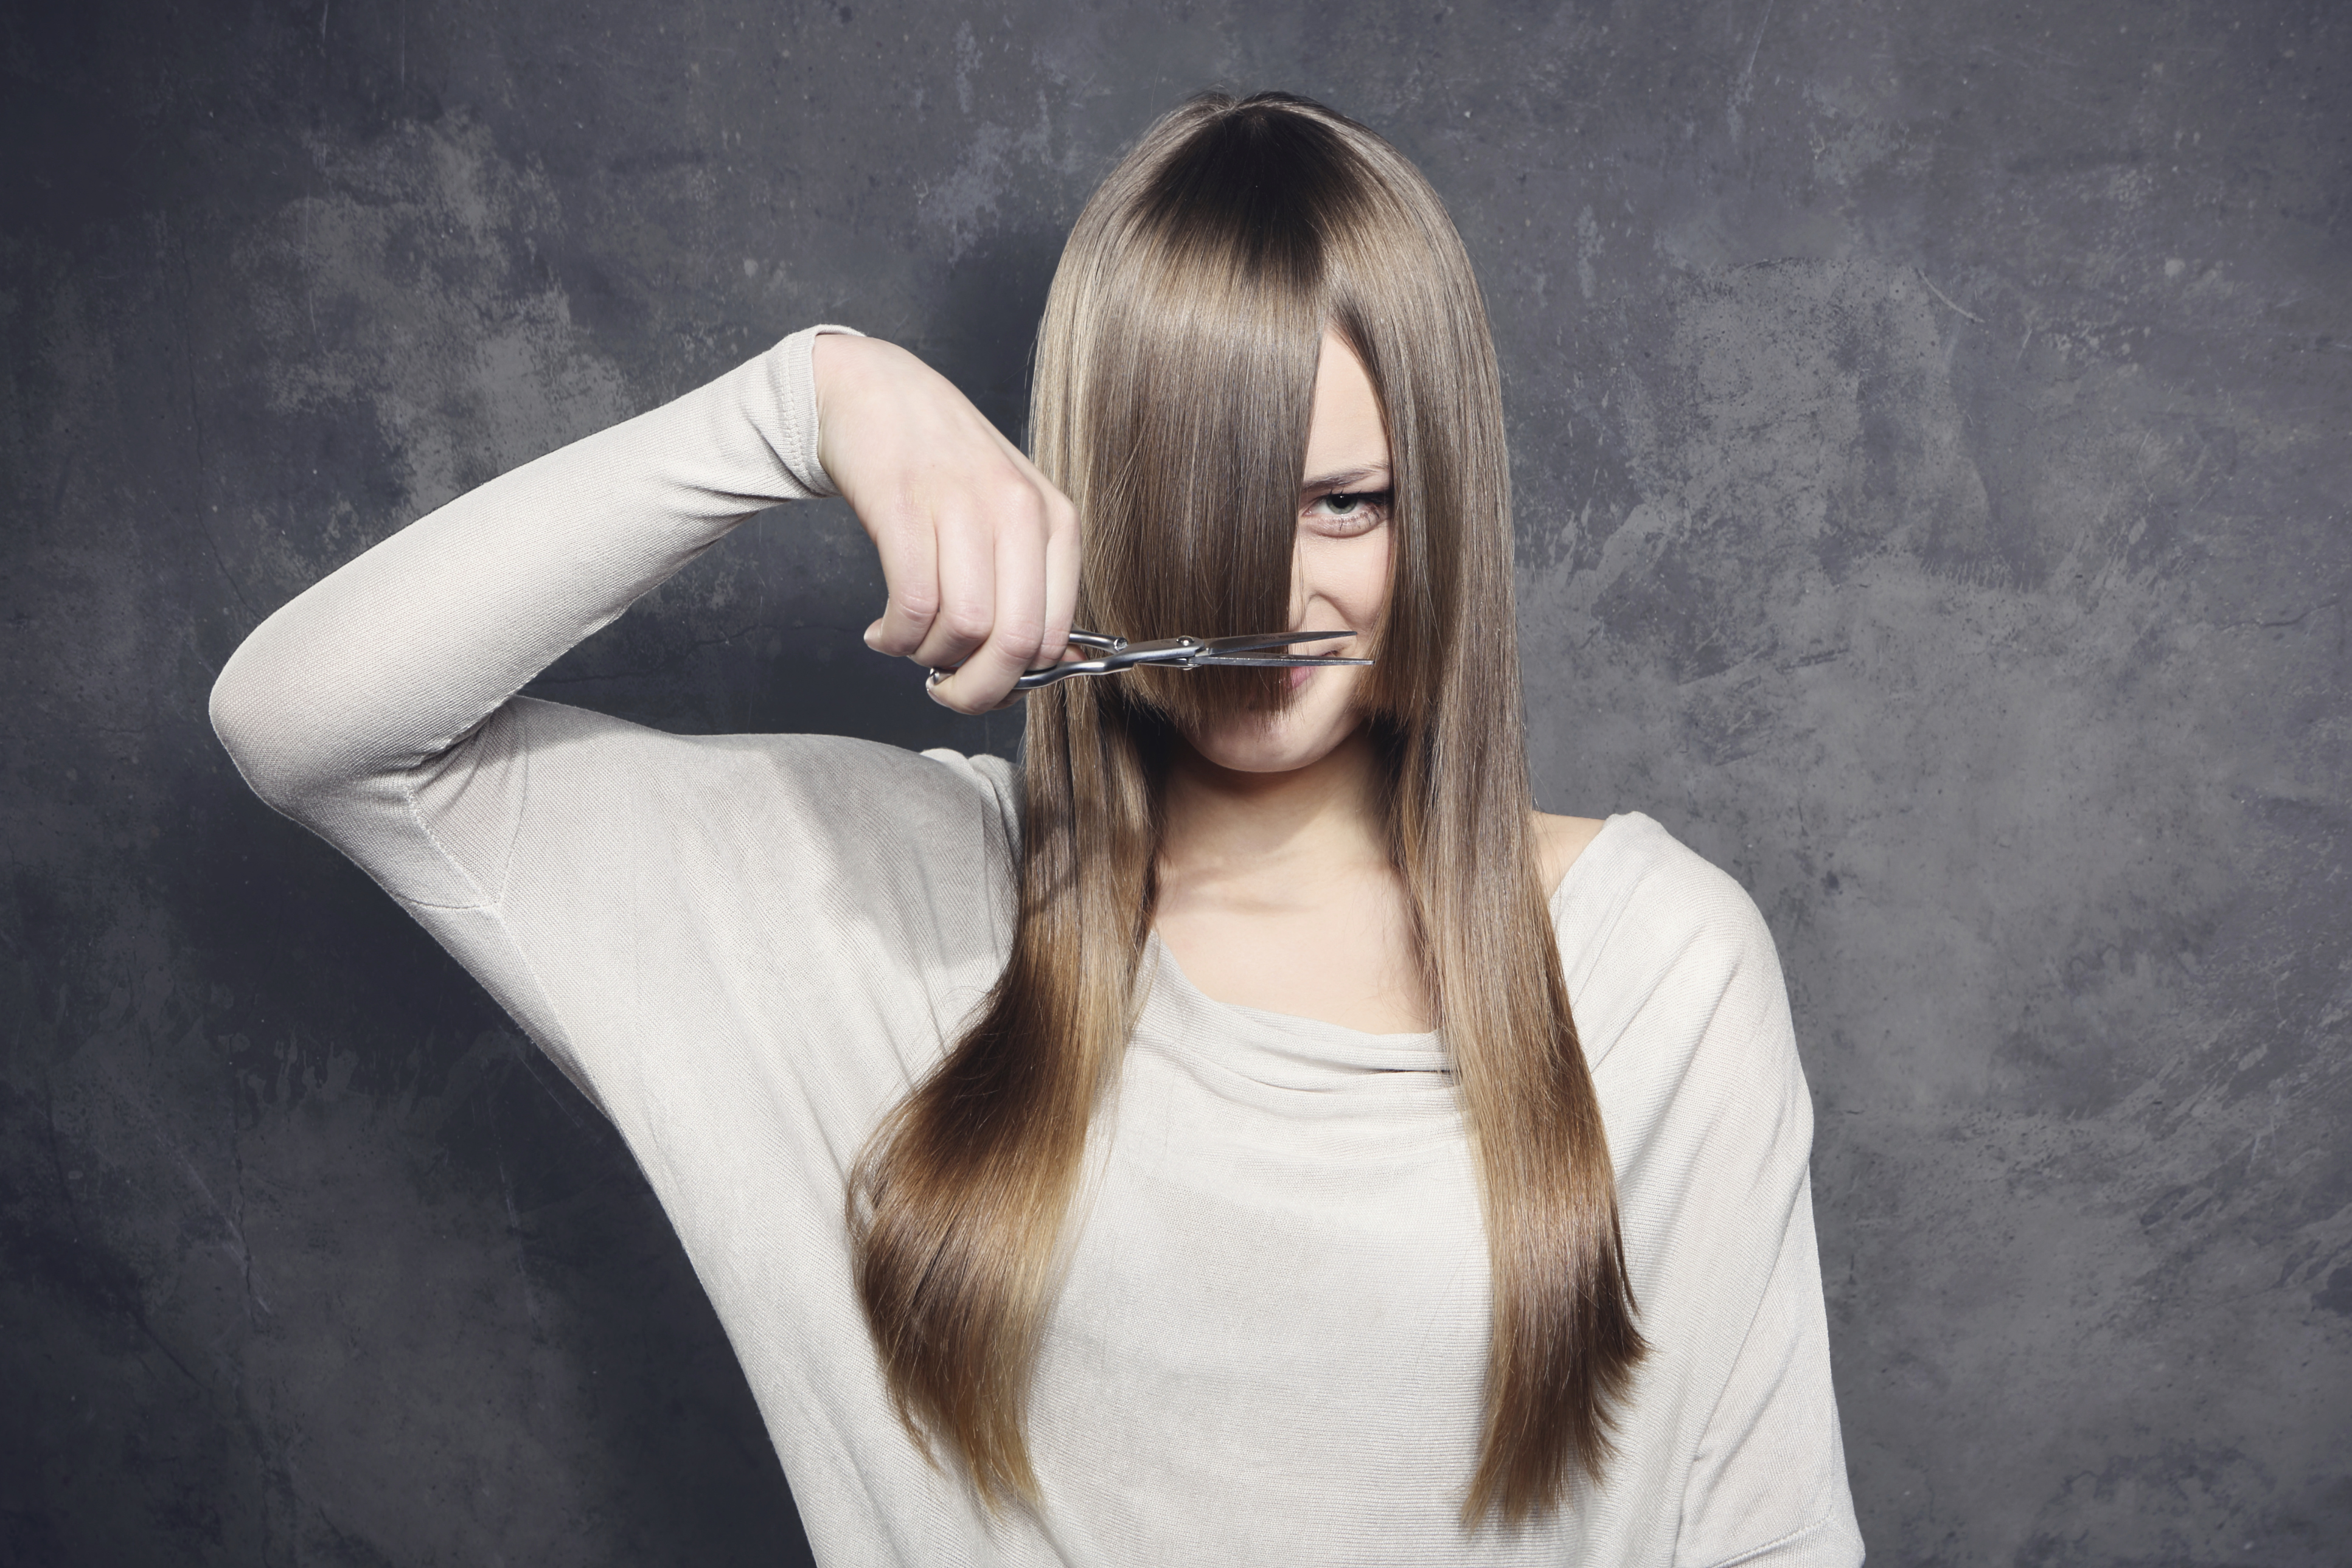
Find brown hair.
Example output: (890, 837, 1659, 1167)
(847, 91, 1643, 1527)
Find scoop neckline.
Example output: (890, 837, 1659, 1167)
(1140, 812, 1628, 1047)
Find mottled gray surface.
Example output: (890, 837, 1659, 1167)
(3, 0, 2345, 1562)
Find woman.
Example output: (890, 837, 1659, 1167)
(212, 92, 1862, 1565)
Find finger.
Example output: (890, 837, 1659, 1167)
(972, 494, 1051, 690)
(928, 487, 1049, 713)
(907, 493, 1000, 678)
(925, 662, 1034, 714)
(865, 501, 941, 659)
(1039, 486, 1079, 666)
(924, 632, 1034, 714)
(986, 439, 1077, 662)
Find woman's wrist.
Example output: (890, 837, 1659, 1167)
(810, 329, 897, 496)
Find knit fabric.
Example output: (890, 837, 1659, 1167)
(212, 325, 1864, 1567)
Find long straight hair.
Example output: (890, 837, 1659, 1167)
(848, 91, 1643, 1528)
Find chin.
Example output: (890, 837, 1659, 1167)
(1185, 671, 1366, 775)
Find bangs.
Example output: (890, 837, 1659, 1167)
(1065, 106, 1368, 734)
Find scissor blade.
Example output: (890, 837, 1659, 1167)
(1188, 654, 1377, 668)
(1195, 630, 1360, 654)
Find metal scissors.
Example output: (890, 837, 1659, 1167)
(926, 629, 1373, 692)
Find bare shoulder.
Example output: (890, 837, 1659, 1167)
(1532, 811, 1608, 898)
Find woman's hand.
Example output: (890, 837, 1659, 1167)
(813, 333, 1079, 713)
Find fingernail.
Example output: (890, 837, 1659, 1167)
(862, 621, 883, 650)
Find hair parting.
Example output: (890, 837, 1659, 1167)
(847, 89, 1644, 1528)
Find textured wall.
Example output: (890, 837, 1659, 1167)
(4, 0, 2346, 1563)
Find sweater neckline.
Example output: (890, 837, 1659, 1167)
(1132, 814, 1633, 1090)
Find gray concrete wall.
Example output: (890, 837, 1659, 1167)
(3, 0, 2345, 1562)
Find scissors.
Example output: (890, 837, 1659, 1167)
(925, 629, 1374, 692)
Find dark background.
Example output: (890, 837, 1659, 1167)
(4, 0, 2347, 1563)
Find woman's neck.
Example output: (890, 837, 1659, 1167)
(1157, 724, 1390, 889)
(1151, 723, 1433, 1033)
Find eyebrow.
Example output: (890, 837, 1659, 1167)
(1299, 464, 1393, 492)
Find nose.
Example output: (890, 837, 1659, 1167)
(1286, 543, 1362, 649)
(1287, 537, 1319, 634)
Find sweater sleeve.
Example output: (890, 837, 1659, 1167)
(1570, 820, 1863, 1568)
(1674, 1167, 1862, 1568)
(1651, 899, 1863, 1568)
(205, 324, 1023, 1117)
(209, 322, 850, 901)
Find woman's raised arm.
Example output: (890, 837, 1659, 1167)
(207, 321, 1065, 1122)
(210, 326, 840, 841)
(210, 325, 1075, 869)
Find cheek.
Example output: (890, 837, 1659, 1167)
(1303, 534, 1396, 627)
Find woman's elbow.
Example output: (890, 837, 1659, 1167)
(209, 638, 338, 817)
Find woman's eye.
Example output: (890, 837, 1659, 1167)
(1307, 490, 1391, 530)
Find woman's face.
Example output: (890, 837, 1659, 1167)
(1186, 330, 1393, 775)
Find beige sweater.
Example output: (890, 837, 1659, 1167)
(211, 325, 1864, 1567)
